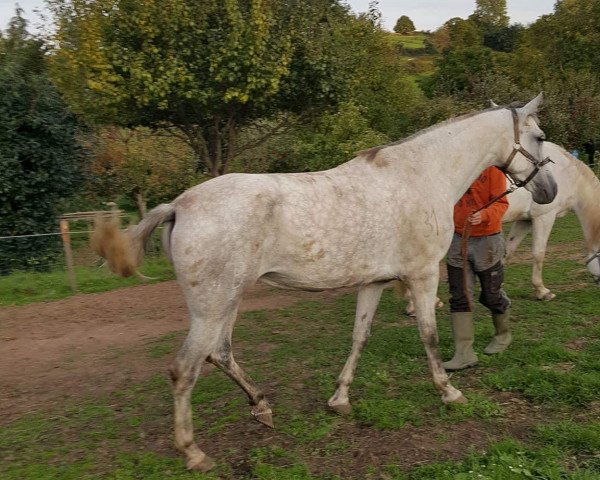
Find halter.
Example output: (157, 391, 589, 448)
(500, 108, 553, 188)
(586, 251, 600, 284)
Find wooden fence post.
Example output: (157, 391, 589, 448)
(59, 219, 77, 293)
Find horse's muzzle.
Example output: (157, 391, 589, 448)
(531, 175, 558, 205)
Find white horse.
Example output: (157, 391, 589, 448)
(91, 95, 556, 471)
(505, 142, 600, 299)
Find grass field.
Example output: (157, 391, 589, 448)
(0, 256, 175, 306)
(387, 33, 428, 51)
(1, 213, 599, 479)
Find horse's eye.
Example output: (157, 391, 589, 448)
(537, 135, 546, 143)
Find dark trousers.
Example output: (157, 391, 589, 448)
(448, 261, 510, 314)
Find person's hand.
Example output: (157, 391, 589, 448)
(468, 211, 482, 225)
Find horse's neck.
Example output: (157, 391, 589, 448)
(385, 110, 510, 204)
(572, 164, 600, 250)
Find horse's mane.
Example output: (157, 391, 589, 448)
(568, 153, 600, 245)
(358, 106, 506, 162)
(570, 155, 600, 187)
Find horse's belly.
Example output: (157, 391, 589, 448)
(258, 262, 397, 291)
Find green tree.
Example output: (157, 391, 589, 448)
(394, 15, 415, 34)
(468, 72, 530, 107)
(470, 0, 509, 29)
(518, 0, 600, 75)
(235, 14, 424, 173)
(429, 25, 452, 53)
(483, 24, 524, 53)
(0, 11, 84, 274)
(512, 0, 600, 158)
(511, 16, 557, 87)
(86, 127, 201, 217)
(269, 102, 388, 173)
(49, 0, 355, 177)
(341, 14, 423, 139)
(541, 71, 600, 162)
(445, 17, 482, 50)
(423, 46, 510, 98)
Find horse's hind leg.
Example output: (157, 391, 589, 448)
(169, 320, 220, 472)
(208, 325, 273, 428)
(505, 220, 531, 262)
(394, 281, 443, 317)
(328, 283, 385, 414)
(169, 289, 249, 471)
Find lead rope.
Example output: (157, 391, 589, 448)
(460, 182, 518, 312)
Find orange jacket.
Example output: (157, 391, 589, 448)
(454, 166, 508, 237)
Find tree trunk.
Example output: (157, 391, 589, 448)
(133, 188, 147, 219)
(219, 117, 236, 176)
(178, 118, 236, 177)
(206, 115, 236, 177)
(208, 118, 222, 177)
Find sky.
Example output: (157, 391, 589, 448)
(345, 0, 557, 31)
(1, 0, 49, 32)
(0, 0, 558, 33)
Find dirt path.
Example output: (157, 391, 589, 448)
(0, 281, 345, 423)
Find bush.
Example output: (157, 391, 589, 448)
(0, 13, 84, 274)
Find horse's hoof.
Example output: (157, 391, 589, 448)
(251, 405, 274, 428)
(187, 454, 216, 472)
(442, 389, 468, 405)
(452, 394, 468, 404)
(538, 292, 556, 301)
(328, 402, 352, 416)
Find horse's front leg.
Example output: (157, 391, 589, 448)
(407, 272, 466, 404)
(328, 283, 385, 414)
(531, 214, 557, 300)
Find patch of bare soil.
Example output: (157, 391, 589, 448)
(506, 239, 586, 265)
(0, 281, 345, 424)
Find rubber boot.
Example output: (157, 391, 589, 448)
(442, 312, 478, 371)
(484, 310, 512, 355)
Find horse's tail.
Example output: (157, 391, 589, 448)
(91, 203, 175, 278)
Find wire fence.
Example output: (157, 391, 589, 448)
(0, 219, 165, 287)
(1, 229, 98, 267)
(0, 231, 92, 240)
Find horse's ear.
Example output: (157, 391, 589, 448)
(489, 100, 499, 107)
(520, 93, 543, 117)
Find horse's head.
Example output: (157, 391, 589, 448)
(500, 94, 558, 205)
(586, 252, 600, 285)
(585, 250, 600, 286)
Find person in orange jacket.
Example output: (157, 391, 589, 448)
(443, 166, 512, 371)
